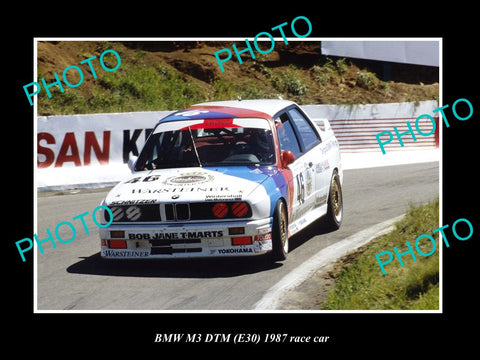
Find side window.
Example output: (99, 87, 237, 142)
(288, 108, 321, 151)
(275, 112, 302, 159)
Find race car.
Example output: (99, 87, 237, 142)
(99, 99, 343, 261)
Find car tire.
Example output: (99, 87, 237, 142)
(324, 170, 343, 230)
(271, 200, 289, 261)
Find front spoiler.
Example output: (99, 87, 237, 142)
(99, 218, 273, 259)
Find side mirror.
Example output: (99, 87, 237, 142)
(128, 155, 138, 172)
(281, 150, 295, 167)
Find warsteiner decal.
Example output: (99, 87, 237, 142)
(102, 249, 150, 257)
(131, 186, 230, 194)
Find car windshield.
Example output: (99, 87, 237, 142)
(135, 118, 276, 170)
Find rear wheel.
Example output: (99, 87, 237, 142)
(324, 171, 343, 230)
(271, 200, 289, 261)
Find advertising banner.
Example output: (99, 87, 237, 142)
(37, 111, 171, 190)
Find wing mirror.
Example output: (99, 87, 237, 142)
(281, 150, 295, 167)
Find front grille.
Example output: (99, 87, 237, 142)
(176, 203, 190, 220)
(164, 204, 175, 220)
(165, 203, 191, 221)
(106, 201, 252, 223)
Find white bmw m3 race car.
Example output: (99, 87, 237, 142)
(99, 99, 343, 261)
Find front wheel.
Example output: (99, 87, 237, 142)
(271, 200, 289, 261)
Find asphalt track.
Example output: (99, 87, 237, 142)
(36, 161, 439, 311)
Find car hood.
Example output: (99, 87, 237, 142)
(105, 166, 279, 205)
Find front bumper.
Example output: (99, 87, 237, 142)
(99, 218, 273, 259)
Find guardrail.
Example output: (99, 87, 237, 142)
(302, 101, 438, 152)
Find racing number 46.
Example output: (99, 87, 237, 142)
(296, 173, 305, 203)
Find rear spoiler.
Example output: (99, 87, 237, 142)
(312, 118, 335, 139)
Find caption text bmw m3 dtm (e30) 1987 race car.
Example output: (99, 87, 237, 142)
(98, 99, 343, 262)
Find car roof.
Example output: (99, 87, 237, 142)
(159, 99, 297, 124)
(193, 99, 296, 117)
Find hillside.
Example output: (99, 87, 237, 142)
(36, 41, 439, 115)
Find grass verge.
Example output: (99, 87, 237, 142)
(322, 198, 440, 310)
